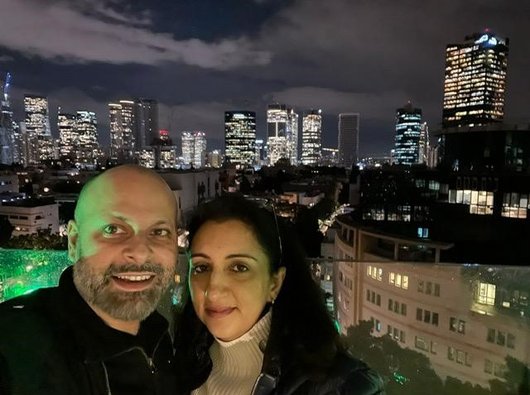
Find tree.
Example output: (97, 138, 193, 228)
(0, 215, 14, 243)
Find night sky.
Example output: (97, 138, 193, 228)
(0, 0, 529, 156)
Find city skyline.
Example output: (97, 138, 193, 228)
(0, 1, 528, 156)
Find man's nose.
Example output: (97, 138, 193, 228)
(123, 234, 153, 263)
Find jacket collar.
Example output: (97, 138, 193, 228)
(51, 265, 169, 362)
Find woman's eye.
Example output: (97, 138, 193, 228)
(232, 263, 249, 273)
(103, 224, 125, 236)
(191, 264, 208, 274)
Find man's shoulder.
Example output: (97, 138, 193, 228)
(0, 287, 57, 333)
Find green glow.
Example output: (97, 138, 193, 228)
(0, 249, 71, 302)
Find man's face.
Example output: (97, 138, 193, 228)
(68, 172, 178, 322)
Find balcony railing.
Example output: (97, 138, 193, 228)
(1, 249, 529, 394)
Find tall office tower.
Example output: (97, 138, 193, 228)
(288, 109, 299, 165)
(443, 31, 509, 128)
(418, 122, 430, 165)
(181, 131, 194, 165)
(109, 100, 135, 162)
(224, 111, 256, 168)
(58, 112, 77, 163)
(267, 104, 290, 165)
(338, 113, 360, 168)
(75, 111, 99, 166)
(24, 94, 52, 164)
(301, 109, 322, 166)
(119, 100, 135, 160)
(14, 122, 29, 167)
(0, 73, 15, 165)
(109, 103, 123, 160)
(255, 139, 264, 161)
(135, 99, 158, 149)
(180, 131, 206, 168)
(193, 131, 207, 168)
(393, 103, 422, 165)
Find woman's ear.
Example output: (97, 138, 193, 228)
(269, 267, 287, 301)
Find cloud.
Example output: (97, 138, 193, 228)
(268, 86, 410, 120)
(0, 55, 14, 63)
(0, 0, 271, 69)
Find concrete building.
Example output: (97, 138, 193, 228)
(0, 200, 59, 236)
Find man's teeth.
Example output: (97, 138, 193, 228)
(115, 274, 152, 282)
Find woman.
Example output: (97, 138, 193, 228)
(174, 195, 384, 395)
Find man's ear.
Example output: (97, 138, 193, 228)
(269, 267, 287, 302)
(67, 220, 79, 263)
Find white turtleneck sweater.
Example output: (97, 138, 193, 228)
(192, 311, 272, 395)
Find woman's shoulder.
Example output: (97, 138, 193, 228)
(277, 352, 385, 395)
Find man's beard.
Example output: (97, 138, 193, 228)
(73, 255, 175, 322)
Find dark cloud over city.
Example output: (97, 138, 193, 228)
(0, 0, 528, 155)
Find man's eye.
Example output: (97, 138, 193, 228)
(152, 228, 171, 237)
(103, 224, 125, 236)
(232, 263, 249, 273)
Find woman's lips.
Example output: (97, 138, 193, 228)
(205, 306, 235, 318)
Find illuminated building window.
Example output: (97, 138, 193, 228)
(389, 272, 409, 290)
(476, 282, 496, 305)
(449, 317, 466, 334)
(501, 192, 528, 219)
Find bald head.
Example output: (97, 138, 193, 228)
(75, 165, 177, 228)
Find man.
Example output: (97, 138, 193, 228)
(0, 165, 179, 395)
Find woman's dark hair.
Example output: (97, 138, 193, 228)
(173, 194, 341, 388)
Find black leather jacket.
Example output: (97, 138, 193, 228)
(0, 267, 177, 395)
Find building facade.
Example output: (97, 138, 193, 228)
(0, 73, 15, 165)
(181, 131, 207, 168)
(224, 111, 256, 167)
(393, 103, 422, 165)
(267, 104, 298, 165)
(301, 109, 322, 166)
(134, 99, 159, 149)
(24, 95, 53, 165)
(443, 31, 509, 128)
(75, 111, 99, 167)
(338, 113, 360, 168)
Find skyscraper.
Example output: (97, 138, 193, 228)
(75, 111, 99, 167)
(24, 95, 53, 164)
(181, 131, 206, 168)
(338, 113, 359, 168)
(393, 102, 422, 165)
(418, 122, 430, 165)
(193, 131, 207, 168)
(224, 111, 256, 168)
(443, 31, 509, 128)
(58, 112, 77, 163)
(108, 100, 135, 162)
(134, 99, 159, 149)
(267, 104, 298, 165)
(0, 73, 15, 165)
(301, 109, 322, 166)
(109, 103, 123, 161)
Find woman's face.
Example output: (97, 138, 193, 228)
(189, 219, 285, 341)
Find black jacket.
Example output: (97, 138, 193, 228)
(181, 327, 385, 395)
(0, 266, 178, 395)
